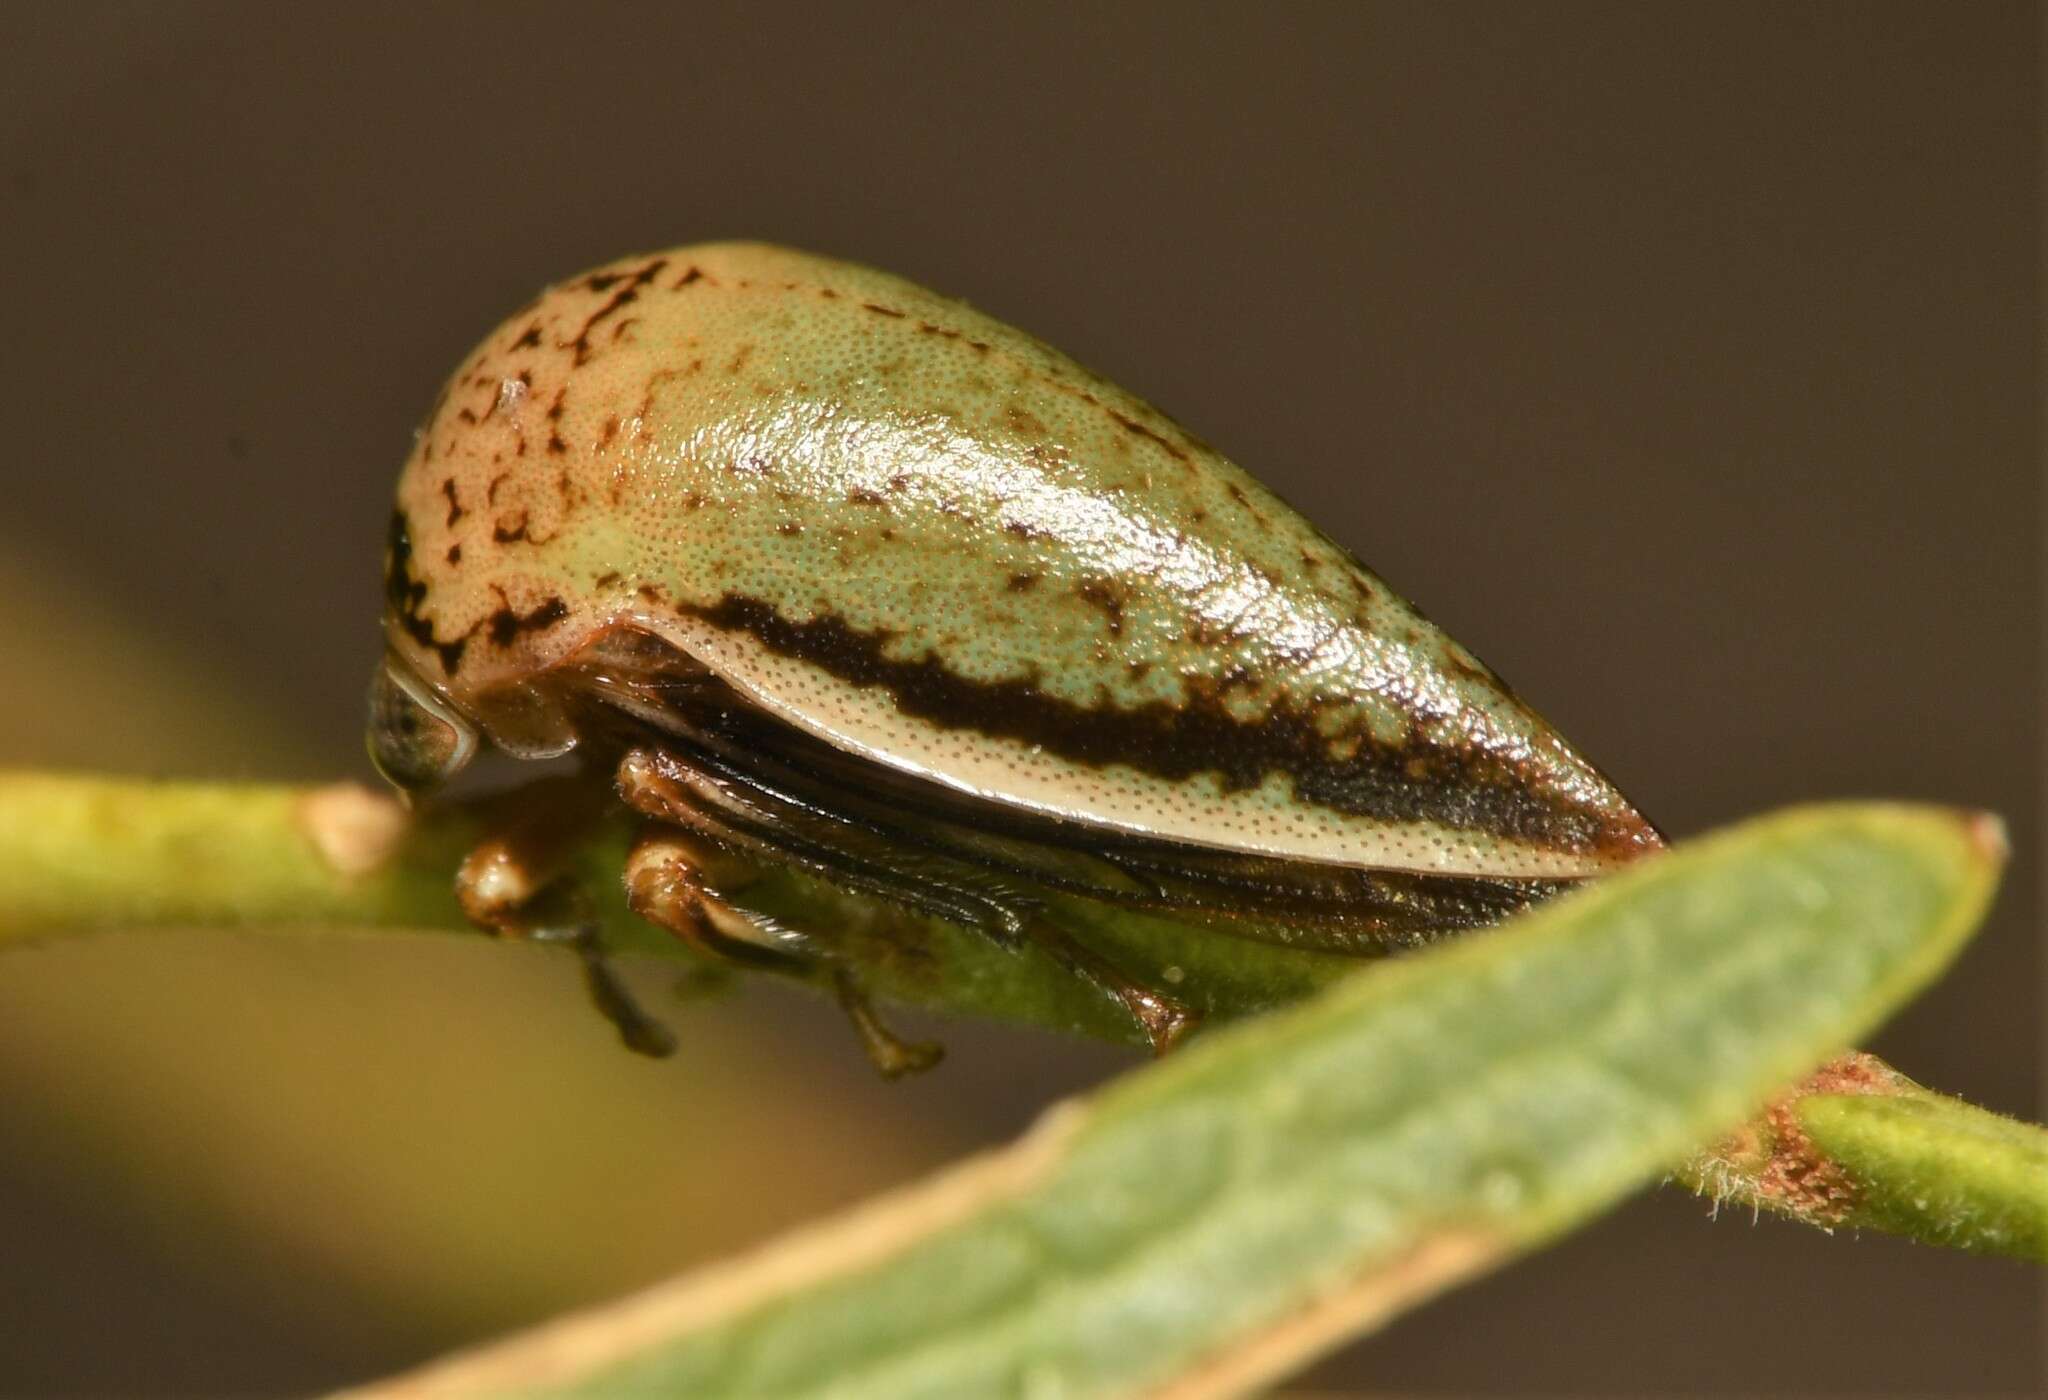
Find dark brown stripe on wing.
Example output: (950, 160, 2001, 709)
(679, 592, 1637, 857)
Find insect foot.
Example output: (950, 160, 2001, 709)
(624, 830, 945, 1076)
(450, 777, 677, 1058)
(834, 972, 944, 1079)
(1024, 921, 1202, 1055)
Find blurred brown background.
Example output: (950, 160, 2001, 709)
(0, 3, 2038, 1395)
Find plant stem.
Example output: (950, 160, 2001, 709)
(1678, 1052, 2048, 1261)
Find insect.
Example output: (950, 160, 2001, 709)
(369, 242, 1661, 1072)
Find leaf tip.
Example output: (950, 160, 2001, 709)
(1962, 809, 2008, 865)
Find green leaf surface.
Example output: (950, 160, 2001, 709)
(350, 803, 2001, 1398)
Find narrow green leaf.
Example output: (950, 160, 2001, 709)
(354, 803, 2002, 1399)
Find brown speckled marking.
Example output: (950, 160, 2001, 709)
(384, 510, 467, 674)
(563, 258, 668, 367)
(915, 319, 993, 353)
(492, 512, 535, 544)
(1444, 651, 1496, 685)
(1076, 579, 1127, 635)
(1108, 408, 1191, 464)
(1005, 406, 1048, 438)
(485, 594, 568, 646)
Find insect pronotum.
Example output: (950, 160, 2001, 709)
(369, 243, 1660, 1072)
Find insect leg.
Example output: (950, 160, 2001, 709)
(617, 746, 1029, 945)
(616, 745, 1201, 1058)
(833, 970, 946, 1079)
(622, 825, 943, 1078)
(453, 774, 607, 929)
(1022, 918, 1201, 1056)
(452, 773, 676, 1058)
(621, 827, 817, 964)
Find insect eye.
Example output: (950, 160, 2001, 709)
(366, 657, 479, 801)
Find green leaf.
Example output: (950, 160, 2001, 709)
(347, 803, 2002, 1398)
